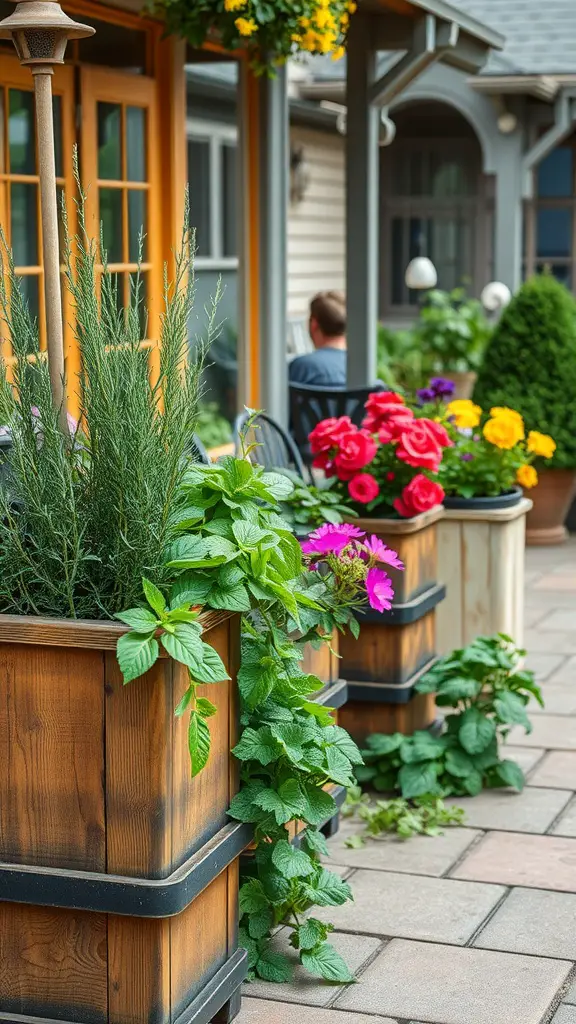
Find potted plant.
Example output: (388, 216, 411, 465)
(413, 388, 555, 654)
(413, 287, 492, 400)
(307, 391, 451, 741)
(474, 273, 576, 545)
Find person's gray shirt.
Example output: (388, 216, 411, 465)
(289, 347, 346, 387)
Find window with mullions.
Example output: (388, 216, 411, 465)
(187, 123, 238, 265)
(525, 142, 576, 289)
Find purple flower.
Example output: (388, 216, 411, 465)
(460, 453, 474, 462)
(363, 535, 405, 570)
(301, 522, 366, 556)
(366, 567, 395, 612)
(416, 387, 435, 406)
(430, 377, 455, 399)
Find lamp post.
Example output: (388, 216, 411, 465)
(0, 0, 93, 430)
(481, 280, 512, 317)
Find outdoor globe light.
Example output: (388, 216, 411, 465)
(481, 280, 512, 313)
(405, 257, 437, 291)
(0, 1, 94, 428)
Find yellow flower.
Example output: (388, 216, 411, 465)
(517, 464, 538, 489)
(331, 44, 346, 59)
(224, 0, 246, 9)
(527, 430, 557, 460)
(445, 399, 482, 429)
(348, 0, 358, 10)
(490, 406, 525, 435)
(235, 15, 257, 34)
(483, 415, 525, 450)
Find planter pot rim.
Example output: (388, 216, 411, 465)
(349, 503, 444, 535)
(442, 496, 533, 524)
(0, 608, 233, 651)
(443, 486, 523, 511)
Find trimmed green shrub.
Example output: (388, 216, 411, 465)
(474, 274, 576, 469)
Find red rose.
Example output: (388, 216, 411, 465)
(363, 391, 409, 432)
(421, 418, 453, 449)
(334, 427, 378, 480)
(393, 474, 445, 518)
(378, 410, 415, 444)
(348, 472, 380, 504)
(312, 450, 336, 476)
(309, 416, 353, 454)
(396, 420, 443, 472)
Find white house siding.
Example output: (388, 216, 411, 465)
(287, 125, 346, 323)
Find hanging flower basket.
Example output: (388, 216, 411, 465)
(152, 0, 356, 73)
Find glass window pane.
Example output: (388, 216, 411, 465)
(11, 182, 38, 265)
(126, 106, 146, 182)
(0, 89, 5, 174)
(129, 270, 147, 338)
(188, 138, 211, 257)
(99, 187, 123, 263)
(53, 94, 63, 179)
(391, 217, 405, 305)
(537, 148, 573, 198)
(536, 208, 572, 258)
(9, 89, 35, 174)
(536, 263, 571, 289)
(128, 189, 147, 262)
(78, 18, 147, 74)
(18, 276, 40, 351)
(430, 157, 470, 198)
(97, 102, 121, 180)
(222, 143, 237, 257)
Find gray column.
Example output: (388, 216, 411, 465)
(346, 15, 379, 388)
(259, 67, 289, 426)
(493, 130, 524, 293)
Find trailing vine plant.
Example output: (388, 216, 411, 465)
(116, 421, 403, 983)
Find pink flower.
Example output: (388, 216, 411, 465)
(333, 427, 378, 480)
(301, 522, 366, 556)
(366, 567, 395, 612)
(363, 535, 404, 570)
(348, 472, 380, 504)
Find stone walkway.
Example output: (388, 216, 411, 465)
(238, 540, 576, 1024)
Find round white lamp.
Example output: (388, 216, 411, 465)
(480, 281, 512, 313)
(405, 257, 437, 291)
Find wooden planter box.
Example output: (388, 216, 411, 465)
(339, 507, 445, 743)
(436, 497, 532, 655)
(0, 611, 249, 1024)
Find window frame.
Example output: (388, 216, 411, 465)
(186, 117, 239, 271)
(524, 134, 576, 289)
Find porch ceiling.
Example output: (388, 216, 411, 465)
(360, 0, 504, 54)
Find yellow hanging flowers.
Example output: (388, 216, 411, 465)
(224, 0, 247, 9)
(527, 430, 557, 460)
(235, 15, 257, 34)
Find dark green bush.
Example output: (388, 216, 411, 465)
(474, 274, 576, 468)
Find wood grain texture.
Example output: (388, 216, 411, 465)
(339, 692, 436, 744)
(0, 610, 232, 651)
(170, 870, 229, 1018)
(301, 633, 339, 686)
(108, 915, 170, 1024)
(354, 514, 439, 604)
(0, 644, 105, 871)
(0, 904, 107, 1022)
(340, 611, 436, 685)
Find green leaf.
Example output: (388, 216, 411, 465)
(301, 827, 329, 857)
(188, 711, 210, 777)
(301, 785, 338, 827)
(116, 632, 159, 684)
(233, 521, 269, 549)
(255, 947, 292, 983)
(208, 582, 252, 613)
(161, 621, 203, 668)
(400, 732, 446, 764)
(462, 768, 483, 796)
(193, 642, 230, 683)
(445, 748, 477, 779)
(398, 761, 438, 800)
(196, 697, 217, 718)
(364, 733, 403, 756)
(494, 691, 531, 730)
(349, 616, 360, 640)
(239, 878, 269, 914)
(248, 908, 274, 939)
(494, 758, 525, 792)
(238, 927, 259, 970)
(253, 779, 306, 825)
(296, 918, 330, 951)
(324, 746, 355, 787)
(459, 708, 497, 755)
(435, 677, 482, 704)
(301, 942, 354, 983)
(233, 726, 280, 766)
(115, 607, 159, 633)
(175, 685, 194, 717)
(302, 868, 353, 907)
(238, 664, 275, 708)
(142, 577, 166, 616)
(261, 471, 295, 499)
(228, 781, 266, 822)
(323, 726, 364, 766)
(271, 840, 315, 879)
(169, 573, 212, 609)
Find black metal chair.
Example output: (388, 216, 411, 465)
(234, 410, 312, 483)
(190, 433, 211, 465)
(289, 382, 384, 465)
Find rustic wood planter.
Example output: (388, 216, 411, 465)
(0, 611, 249, 1024)
(436, 494, 533, 656)
(339, 506, 445, 743)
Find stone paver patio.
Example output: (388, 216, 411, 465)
(237, 539, 576, 1024)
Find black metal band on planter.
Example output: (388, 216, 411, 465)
(315, 678, 348, 708)
(0, 822, 253, 918)
(0, 949, 248, 1024)
(347, 657, 438, 705)
(354, 582, 446, 626)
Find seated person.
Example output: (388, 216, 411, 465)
(289, 291, 346, 387)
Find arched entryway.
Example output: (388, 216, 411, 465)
(379, 100, 491, 319)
